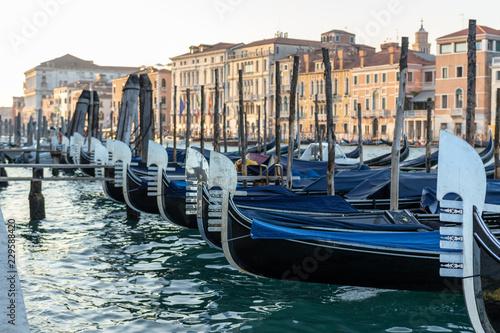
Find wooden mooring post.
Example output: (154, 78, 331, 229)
(200, 85, 205, 155)
(322, 48, 335, 196)
(425, 98, 433, 173)
(390, 37, 409, 211)
(263, 96, 267, 155)
(275, 61, 282, 182)
(29, 109, 45, 220)
(466, 19, 476, 147)
(214, 68, 220, 153)
(357, 103, 363, 165)
(223, 102, 228, 153)
(494, 89, 500, 179)
(237, 69, 247, 184)
(286, 55, 299, 190)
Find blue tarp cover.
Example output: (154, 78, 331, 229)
(250, 218, 454, 252)
(235, 194, 359, 213)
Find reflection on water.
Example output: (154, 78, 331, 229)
(0, 164, 473, 332)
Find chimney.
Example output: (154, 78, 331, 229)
(360, 50, 366, 68)
(388, 45, 397, 65)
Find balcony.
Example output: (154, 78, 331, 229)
(405, 110, 432, 118)
(450, 108, 465, 118)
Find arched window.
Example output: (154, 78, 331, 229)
(343, 123, 348, 134)
(283, 97, 288, 112)
(372, 90, 379, 110)
(161, 78, 166, 87)
(344, 77, 349, 94)
(455, 88, 463, 108)
(334, 78, 338, 95)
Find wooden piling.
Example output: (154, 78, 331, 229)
(115, 75, 140, 145)
(257, 103, 261, 154)
(42, 116, 48, 138)
(275, 62, 282, 170)
(322, 48, 335, 196)
(263, 96, 268, 155)
(88, 88, 94, 152)
(214, 68, 220, 153)
(200, 86, 205, 155)
(425, 97, 433, 173)
(223, 103, 228, 153)
(357, 103, 363, 165)
(91, 91, 100, 140)
(69, 90, 90, 137)
(139, 74, 154, 164)
(186, 89, 191, 149)
(314, 94, 322, 161)
(36, 109, 42, 164)
(296, 92, 301, 158)
(238, 69, 247, 178)
(173, 86, 177, 162)
(14, 114, 20, 146)
(494, 89, 500, 179)
(29, 167, 45, 220)
(110, 111, 114, 140)
(287, 55, 300, 190)
(390, 37, 409, 211)
(466, 19, 476, 147)
(27, 116, 34, 147)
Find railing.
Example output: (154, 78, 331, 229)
(405, 110, 432, 118)
(228, 50, 274, 60)
(450, 108, 465, 118)
(493, 57, 500, 64)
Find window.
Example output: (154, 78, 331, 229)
(455, 88, 463, 108)
(382, 97, 386, 109)
(354, 76, 358, 85)
(381, 125, 387, 134)
(334, 104, 337, 116)
(334, 79, 338, 95)
(354, 99, 357, 110)
(476, 41, 482, 50)
(496, 71, 500, 81)
(365, 98, 369, 110)
(456, 66, 463, 78)
(488, 40, 494, 51)
(366, 75, 370, 84)
(424, 71, 433, 82)
(441, 95, 448, 108)
(335, 35, 340, 42)
(440, 44, 452, 54)
(497, 41, 500, 52)
(454, 42, 466, 52)
(372, 90, 379, 110)
(350, 36, 354, 43)
(161, 96, 166, 104)
(382, 73, 386, 83)
(442, 67, 448, 78)
(441, 123, 447, 130)
(161, 78, 166, 87)
(256, 61, 259, 72)
(396, 72, 400, 81)
(408, 72, 413, 82)
(263, 59, 267, 71)
(343, 123, 348, 133)
(374, 74, 378, 83)
(344, 78, 349, 94)
(345, 104, 348, 116)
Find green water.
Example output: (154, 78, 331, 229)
(0, 166, 473, 333)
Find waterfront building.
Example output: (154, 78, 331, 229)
(434, 25, 500, 142)
(491, 57, 500, 127)
(23, 54, 138, 120)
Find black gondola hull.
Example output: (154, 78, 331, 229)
(125, 166, 160, 214)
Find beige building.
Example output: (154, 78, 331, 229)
(491, 57, 500, 125)
(435, 25, 500, 141)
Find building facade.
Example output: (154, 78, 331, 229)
(23, 54, 138, 121)
(435, 25, 500, 142)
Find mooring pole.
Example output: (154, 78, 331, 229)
(296, 92, 301, 158)
(214, 68, 220, 153)
(29, 108, 45, 220)
(263, 96, 268, 155)
(466, 19, 476, 147)
(223, 102, 228, 153)
(494, 89, 500, 179)
(173, 86, 177, 162)
(322, 48, 335, 196)
(257, 104, 261, 154)
(88, 84, 94, 153)
(390, 37, 409, 211)
(275, 61, 282, 173)
(287, 55, 300, 190)
(357, 103, 363, 165)
(186, 89, 191, 149)
(238, 69, 247, 179)
(314, 94, 322, 161)
(200, 86, 205, 155)
(425, 98, 433, 173)
(158, 103, 163, 145)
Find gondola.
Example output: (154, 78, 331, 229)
(79, 137, 105, 177)
(206, 149, 464, 292)
(437, 130, 500, 332)
(363, 134, 409, 166)
(344, 145, 359, 158)
(102, 139, 127, 204)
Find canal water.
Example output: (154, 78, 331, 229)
(0, 146, 474, 333)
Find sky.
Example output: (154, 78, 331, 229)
(1, 0, 499, 106)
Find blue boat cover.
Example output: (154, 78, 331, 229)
(235, 195, 359, 213)
(303, 168, 390, 193)
(250, 218, 454, 252)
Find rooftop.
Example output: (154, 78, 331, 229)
(437, 25, 500, 40)
(25, 54, 139, 74)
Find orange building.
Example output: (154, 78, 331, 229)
(435, 25, 500, 141)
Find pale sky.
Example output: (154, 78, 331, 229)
(1, 0, 498, 106)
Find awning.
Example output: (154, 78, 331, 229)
(411, 90, 434, 102)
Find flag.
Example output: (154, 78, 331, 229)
(208, 95, 213, 115)
(196, 95, 200, 117)
(179, 97, 185, 117)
